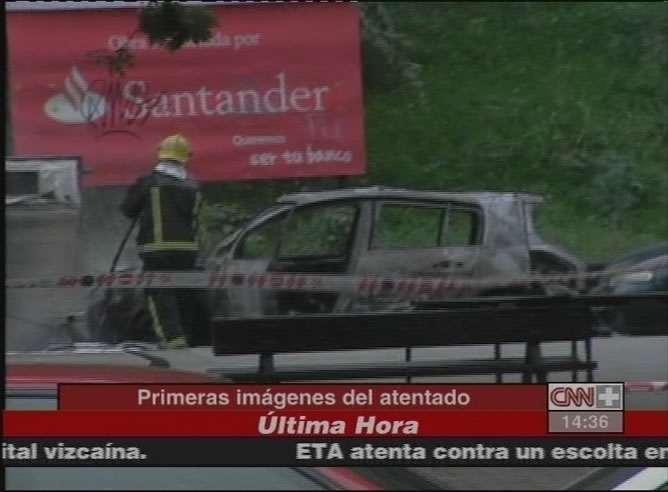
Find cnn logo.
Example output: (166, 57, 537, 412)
(548, 383, 624, 411)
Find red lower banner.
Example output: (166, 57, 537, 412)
(3, 410, 666, 437)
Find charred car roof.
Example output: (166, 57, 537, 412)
(276, 186, 544, 206)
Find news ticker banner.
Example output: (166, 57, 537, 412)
(4, 384, 666, 467)
(3, 438, 667, 467)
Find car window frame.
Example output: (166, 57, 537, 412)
(442, 204, 483, 247)
(6, 388, 58, 399)
(234, 209, 289, 260)
(232, 205, 291, 260)
(274, 200, 361, 261)
(369, 199, 483, 251)
(5, 388, 59, 410)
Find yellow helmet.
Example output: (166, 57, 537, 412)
(157, 134, 192, 164)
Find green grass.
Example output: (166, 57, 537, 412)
(202, 2, 667, 262)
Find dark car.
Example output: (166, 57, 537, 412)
(5, 360, 438, 491)
(591, 243, 667, 336)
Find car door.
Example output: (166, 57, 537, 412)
(210, 206, 290, 317)
(349, 199, 484, 309)
(266, 200, 361, 315)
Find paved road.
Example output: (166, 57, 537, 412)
(5, 188, 667, 490)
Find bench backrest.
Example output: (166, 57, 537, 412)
(412, 292, 668, 310)
(211, 305, 596, 355)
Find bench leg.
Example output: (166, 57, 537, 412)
(571, 340, 578, 382)
(585, 338, 594, 382)
(259, 353, 275, 378)
(534, 342, 548, 383)
(524, 341, 547, 383)
(405, 347, 412, 384)
(522, 344, 533, 384)
(494, 343, 502, 383)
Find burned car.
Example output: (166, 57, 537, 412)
(86, 187, 586, 342)
(204, 187, 586, 317)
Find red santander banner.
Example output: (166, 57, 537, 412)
(7, 4, 365, 186)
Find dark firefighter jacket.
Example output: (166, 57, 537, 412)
(120, 162, 202, 254)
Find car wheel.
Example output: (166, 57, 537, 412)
(209, 290, 231, 319)
(530, 253, 581, 296)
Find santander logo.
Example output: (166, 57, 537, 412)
(44, 67, 106, 124)
(42, 67, 334, 131)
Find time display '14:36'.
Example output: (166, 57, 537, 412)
(562, 413, 609, 429)
(549, 411, 624, 433)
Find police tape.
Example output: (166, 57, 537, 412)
(2, 264, 664, 296)
(624, 382, 668, 392)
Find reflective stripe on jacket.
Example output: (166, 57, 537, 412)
(120, 163, 202, 253)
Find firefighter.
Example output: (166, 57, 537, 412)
(120, 134, 203, 348)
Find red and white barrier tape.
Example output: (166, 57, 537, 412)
(4, 264, 665, 296)
(624, 382, 668, 392)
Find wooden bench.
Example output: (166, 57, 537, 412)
(208, 300, 599, 383)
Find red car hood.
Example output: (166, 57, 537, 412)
(6, 363, 220, 389)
